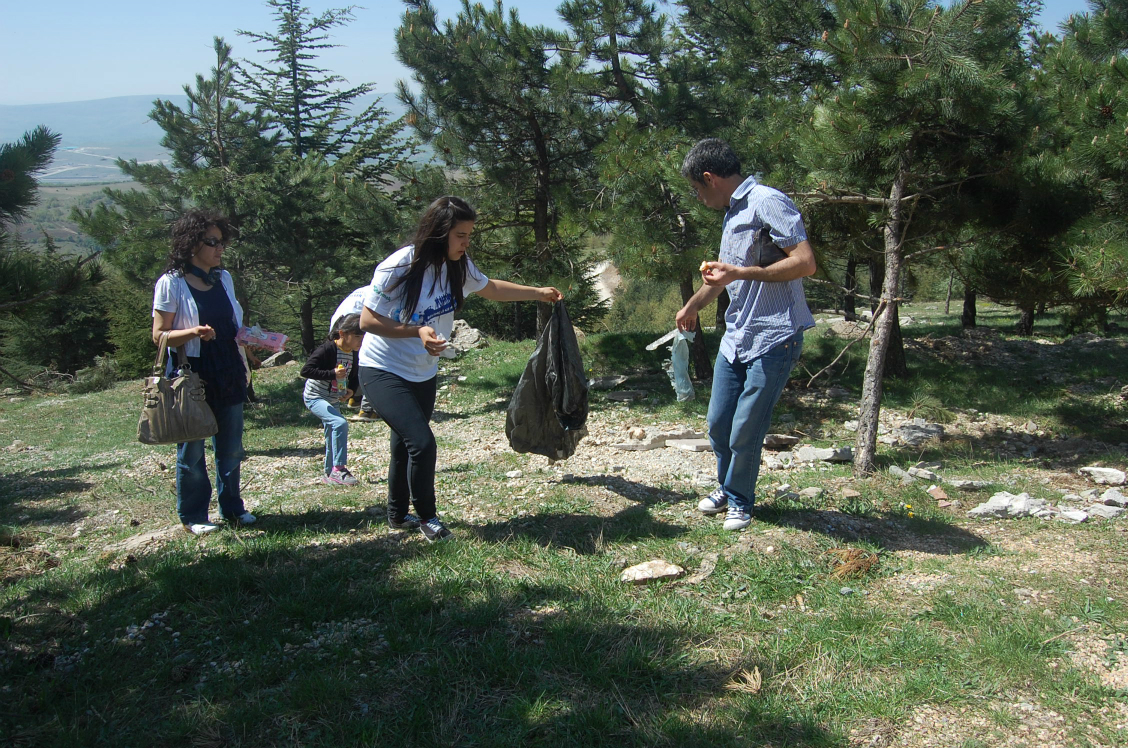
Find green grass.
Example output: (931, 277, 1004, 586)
(2, 302, 1127, 746)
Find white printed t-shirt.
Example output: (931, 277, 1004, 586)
(359, 245, 488, 382)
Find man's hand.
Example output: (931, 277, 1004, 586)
(675, 304, 698, 332)
(701, 261, 742, 287)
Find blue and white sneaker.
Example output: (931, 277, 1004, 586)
(723, 504, 752, 531)
(697, 487, 728, 515)
(420, 517, 453, 542)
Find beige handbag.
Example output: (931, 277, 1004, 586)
(137, 332, 218, 445)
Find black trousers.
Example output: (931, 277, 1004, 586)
(358, 367, 438, 521)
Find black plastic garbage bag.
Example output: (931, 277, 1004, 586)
(505, 301, 589, 460)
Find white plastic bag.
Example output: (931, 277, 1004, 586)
(668, 330, 695, 401)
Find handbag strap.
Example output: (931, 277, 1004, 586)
(152, 331, 190, 376)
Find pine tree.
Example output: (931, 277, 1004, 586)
(396, 0, 605, 336)
(798, 0, 1039, 475)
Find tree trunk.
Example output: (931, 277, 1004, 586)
(844, 256, 858, 321)
(884, 305, 909, 379)
(299, 285, 316, 355)
(961, 288, 977, 328)
(715, 287, 729, 329)
(680, 272, 712, 380)
(854, 172, 908, 477)
(868, 255, 884, 313)
(944, 271, 954, 315)
(1016, 304, 1035, 336)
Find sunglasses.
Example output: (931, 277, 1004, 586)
(202, 237, 228, 248)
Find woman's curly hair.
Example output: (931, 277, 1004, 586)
(165, 210, 233, 276)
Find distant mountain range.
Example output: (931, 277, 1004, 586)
(0, 93, 404, 146)
(0, 93, 406, 184)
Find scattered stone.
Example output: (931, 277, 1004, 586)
(840, 587, 855, 596)
(948, 479, 991, 491)
(1080, 488, 1101, 500)
(937, 500, 954, 508)
(926, 485, 949, 501)
(1102, 488, 1128, 508)
(1023, 420, 1038, 433)
(588, 375, 629, 390)
(891, 421, 944, 447)
(1079, 466, 1126, 485)
(613, 427, 703, 451)
(667, 439, 713, 453)
(908, 466, 940, 481)
(679, 553, 719, 585)
(1057, 509, 1089, 524)
(826, 386, 851, 398)
(763, 434, 800, 449)
(605, 390, 647, 402)
(889, 466, 915, 484)
(505, 470, 523, 479)
(840, 488, 862, 499)
(967, 491, 1052, 519)
(449, 320, 488, 352)
(796, 445, 853, 463)
(798, 487, 825, 499)
(1087, 505, 1125, 520)
(260, 350, 294, 367)
(627, 427, 646, 441)
(620, 560, 685, 584)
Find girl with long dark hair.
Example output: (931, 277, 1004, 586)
(358, 196, 562, 541)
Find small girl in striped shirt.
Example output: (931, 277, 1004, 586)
(300, 313, 363, 485)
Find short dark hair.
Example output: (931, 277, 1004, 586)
(166, 209, 233, 276)
(681, 138, 742, 183)
(333, 313, 361, 338)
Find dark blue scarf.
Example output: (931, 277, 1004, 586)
(187, 264, 223, 286)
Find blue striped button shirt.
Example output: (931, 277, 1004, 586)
(718, 175, 816, 364)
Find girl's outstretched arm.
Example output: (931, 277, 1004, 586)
(475, 280, 562, 303)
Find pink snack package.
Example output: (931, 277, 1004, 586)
(236, 325, 288, 352)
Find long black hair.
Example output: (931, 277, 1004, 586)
(387, 196, 477, 320)
(165, 210, 232, 276)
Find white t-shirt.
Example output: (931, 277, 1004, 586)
(329, 286, 368, 334)
(359, 245, 488, 381)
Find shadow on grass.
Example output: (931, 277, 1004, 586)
(756, 504, 988, 555)
(3, 534, 838, 747)
(0, 465, 107, 526)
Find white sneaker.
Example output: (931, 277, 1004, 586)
(183, 523, 220, 536)
(697, 488, 728, 515)
(723, 504, 752, 531)
(235, 512, 257, 525)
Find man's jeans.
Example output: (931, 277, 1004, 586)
(305, 396, 349, 474)
(707, 334, 803, 510)
(176, 402, 246, 524)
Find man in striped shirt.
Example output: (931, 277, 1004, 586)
(675, 138, 817, 531)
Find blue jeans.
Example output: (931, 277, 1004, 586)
(305, 396, 349, 474)
(176, 402, 245, 524)
(707, 334, 803, 510)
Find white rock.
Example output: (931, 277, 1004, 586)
(667, 439, 713, 453)
(1079, 466, 1126, 485)
(948, 479, 991, 491)
(967, 492, 1050, 519)
(798, 487, 825, 499)
(796, 445, 853, 463)
(1057, 509, 1089, 524)
(620, 560, 685, 584)
(907, 466, 940, 482)
(1087, 505, 1125, 520)
(505, 470, 523, 479)
(1101, 488, 1128, 508)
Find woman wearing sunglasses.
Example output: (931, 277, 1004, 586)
(152, 210, 255, 535)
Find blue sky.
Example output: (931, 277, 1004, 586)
(2, 0, 1095, 106)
